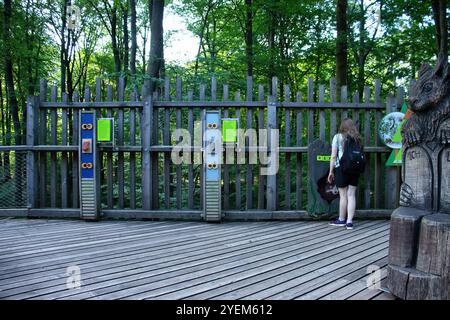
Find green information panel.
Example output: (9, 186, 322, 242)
(317, 155, 331, 162)
(386, 149, 402, 166)
(222, 119, 238, 143)
(97, 118, 113, 142)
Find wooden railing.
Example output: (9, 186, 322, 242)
(0, 75, 406, 219)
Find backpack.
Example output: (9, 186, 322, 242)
(340, 135, 365, 174)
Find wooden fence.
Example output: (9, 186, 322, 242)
(0, 75, 405, 220)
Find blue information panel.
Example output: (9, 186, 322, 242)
(80, 112, 95, 179)
(205, 112, 221, 181)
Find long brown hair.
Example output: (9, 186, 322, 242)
(339, 118, 362, 145)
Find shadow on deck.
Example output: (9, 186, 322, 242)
(0, 218, 396, 300)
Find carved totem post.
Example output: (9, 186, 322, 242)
(387, 53, 450, 300)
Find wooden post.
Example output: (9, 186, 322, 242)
(61, 93, 68, 208)
(26, 96, 38, 209)
(39, 79, 47, 208)
(117, 77, 125, 209)
(142, 95, 153, 210)
(246, 76, 254, 210)
(257, 84, 266, 210)
(385, 94, 398, 209)
(266, 95, 277, 211)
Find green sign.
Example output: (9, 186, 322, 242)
(222, 119, 238, 143)
(316, 155, 331, 162)
(386, 149, 402, 166)
(97, 118, 113, 142)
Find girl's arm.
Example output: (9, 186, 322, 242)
(328, 146, 338, 184)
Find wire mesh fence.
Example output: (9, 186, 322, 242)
(0, 151, 27, 208)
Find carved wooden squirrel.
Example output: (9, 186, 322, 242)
(399, 53, 450, 209)
(402, 53, 450, 147)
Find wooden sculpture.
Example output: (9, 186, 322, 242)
(387, 53, 450, 300)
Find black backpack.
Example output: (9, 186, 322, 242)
(340, 135, 365, 174)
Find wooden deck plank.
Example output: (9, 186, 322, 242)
(8, 225, 330, 299)
(0, 223, 317, 292)
(2, 222, 374, 299)
(0, 222, 296, 282)
(199, 228, 388, 300)
(1, 222, 326, 298)
(0, 222, 303, 283)
(346, 274, 389, 300)
(0, 219, 390, 300)
(0, 222, 279, 274)
(294, 256, 388, 300)
(80, 223, 386, 300)
(241, 241, 389, 300)
(187, 225, 388, 300)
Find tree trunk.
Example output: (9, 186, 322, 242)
(268, 1, 277, 95)
(0, 77, 5, 147)
(61, 0, 68, 93)
(130, 0, 137, 91)
(357, 0, 365, 99)
(245, 0, 253, 77)
(122, 2, 129, 85)
(3, 0, 21, 146)
(111, 7, 122, 94)
(146, 0, 164, 95)
(336, 0, 348, 98)
(432, 0, 448, 61)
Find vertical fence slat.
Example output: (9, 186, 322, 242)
(61, 93, 68, 208)
(351, 91, 362, 207)
(284, 84, 291, 210)
(385, 94, 397, 209)
(257, 84, 265, 209)
(330, 78, 337, 140)
(374, 79, 382, 209)
(163, 78, 171, 209)
(129, 91, 137, 209)
(187, 90, 194, 209)
(235, 91, 241, 210)
(106, 86, 114, 209)
(341, 86, 348, 119)
(50, 86, 57, 208)
(272, 77, 279, 209)
(176, 77, 182, 209)
(199, 84, 206, 210)
(296, 92, 303, 210)
(117, 78, 125, 208)
(71, 91, 79, 208)
(26, 96, 38, 208)
(39, 79, 47, 208)
(307, 77, 314, 146)
(142, 94, 153, 210)
(353, 91, 360, 128)
(211, 77, 217, 102)
(306, 77, 314, 212)
(364, 86, 371, 209)
(266, 95, 277, 211)
(223, 85, 230, 210)
(151, 86, 160, 209)
(319, 84, 326, 142)
(246, 76, 253, 210)
(95, 78, 103, 210)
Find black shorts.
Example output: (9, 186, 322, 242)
(335, 166, 360, 188)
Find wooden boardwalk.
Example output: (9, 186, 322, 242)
(0, 218, 396, 300)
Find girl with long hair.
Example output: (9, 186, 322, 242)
(327, 118, 363, 230)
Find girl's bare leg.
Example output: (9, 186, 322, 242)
(347, 185, 357, 223)
(338, 187, 348, 221)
